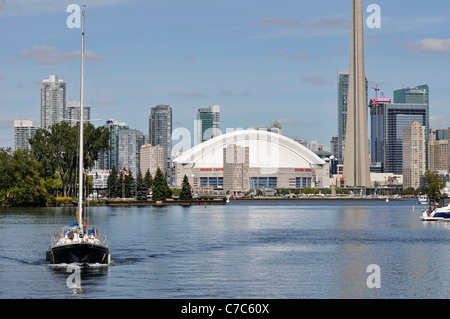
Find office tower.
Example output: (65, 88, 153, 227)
(140, 144, 165, 177)
(149, 105, 172, 181)
(402, 121, 426, 189)
(66, 100, 91, 126)
(428, 140, 449, 172)
(394, 85, 429, 105)
(430, 128, 448, 141)
(369, 99, 429, 174)
(118, 128, 145, 177)
(330, 136, 339, 158)
(40, 75, 66, 128)
(223, 144, 249, 194)
(343, 0, 371, 187)
(14, 120, 38, 151)
(196, 105, 220, 144)
(337, 71, 367, 164)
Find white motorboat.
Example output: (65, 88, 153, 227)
(418, 195, 428, 205)
(421, 203, 450, 221)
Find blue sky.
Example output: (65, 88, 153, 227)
(1, 0, 450, 149)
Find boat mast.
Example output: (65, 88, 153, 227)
(78, 10, 85, 231)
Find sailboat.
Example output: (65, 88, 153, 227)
(46, 11, 110, 265)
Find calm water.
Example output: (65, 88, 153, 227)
(0, 199, 449, 299)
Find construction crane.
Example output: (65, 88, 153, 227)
(371, 84, 380, 99)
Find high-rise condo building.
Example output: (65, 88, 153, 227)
(149, 105, 172, 182)
(118, 128, 146, 177)
(428, 140, 449, 173)
(40, 75, 66, 128)
(223, 144, 249, 195)
(402, 121, 426, 189)
(95, 119, 129, 170)
(66, 99, 91, 126)
(14, 120, 38, 151)
(197, 105, 220, 144)
(140, 144, 165, 177)
(369, 98, 429, 174)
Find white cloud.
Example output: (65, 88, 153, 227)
(20, 45, 104, 65)
(403, 38, 450, 53)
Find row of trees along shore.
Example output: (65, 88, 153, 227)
(0, 122, 193, 206)
(0, 122, 445, 206)
(106, 166, 192, 201)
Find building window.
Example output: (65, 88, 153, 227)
(199, 177, 223, 188)
(296, 177, 312, 188)
(250, 177, 277, 188)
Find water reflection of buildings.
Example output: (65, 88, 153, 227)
(335, 206, 372, 298)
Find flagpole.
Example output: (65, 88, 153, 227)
(122, 170, 125, 198)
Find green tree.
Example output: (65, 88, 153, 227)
(29, 122, 77, 197)
(0, 148, 47, 206)
(144, 169, 153, 190)
(29, 122, 110, 197)
(179, 175, 193, 200)
(152, 167, 171, 201)
(136, 170, 148, 200)
(107, 166, 120, 198)
(424, 170, 444, 205)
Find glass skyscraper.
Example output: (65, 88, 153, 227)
(149, 105, 172, 182)
(118, 128, 145, 177)
(95, 119, 129, 171)
(369, 99, 429, 174)
(196, 105, 220, 144)
(393, 85, 429, 105)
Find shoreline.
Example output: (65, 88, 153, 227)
(87, 196, 405, 206)
(229, 196, 405, 202)
(1, 196, 409, 208)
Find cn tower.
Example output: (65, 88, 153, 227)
(343, 0, 371, 187)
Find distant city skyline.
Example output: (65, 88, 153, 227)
(1, 0, 450, 149)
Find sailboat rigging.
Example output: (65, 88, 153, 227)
(46, 10, 110, 265)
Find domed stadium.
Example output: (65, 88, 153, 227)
(173, 130, 330, 194)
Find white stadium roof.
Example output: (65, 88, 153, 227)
(174, 130, 325, 170)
